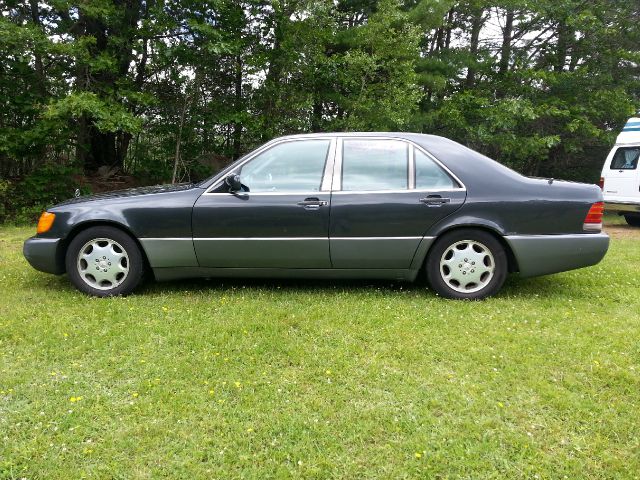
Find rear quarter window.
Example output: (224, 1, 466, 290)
(415, 149, 458, 189)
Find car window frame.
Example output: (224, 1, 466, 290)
(331, 137, 465, 194)
(204, 136, 337, 195)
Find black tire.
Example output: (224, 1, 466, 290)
(65, 226, 145, 297)
(624, 214, 640, 227)
(426, 229, 508, 300)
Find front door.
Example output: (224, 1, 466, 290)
(192, 138, 334, 268)
(329, 138, 467, 269)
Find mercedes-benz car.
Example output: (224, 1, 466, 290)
(23, 133, 609, 299)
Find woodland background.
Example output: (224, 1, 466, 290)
(1, 0, 639, 222)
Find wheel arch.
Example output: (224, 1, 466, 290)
(57, 220, 152, 275)
(419, 224, 519, 274)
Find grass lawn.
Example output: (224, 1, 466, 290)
(1, 224, 639, 479)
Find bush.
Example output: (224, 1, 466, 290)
(3, 164, 85, 224)
(0, 179, 11, 223)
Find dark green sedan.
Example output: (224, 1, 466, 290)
(23, 133, 609, 299)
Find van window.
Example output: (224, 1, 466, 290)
(610, 147, 640, 170)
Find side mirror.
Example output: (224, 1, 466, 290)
(225, 173, 242, 192)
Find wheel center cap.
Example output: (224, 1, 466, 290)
(462, 262, 471, 271)
(99, 260, 109, 269)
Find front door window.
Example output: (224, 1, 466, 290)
(240, 140, 331, 192)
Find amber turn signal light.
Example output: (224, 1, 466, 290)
(36, 212, 56, 234)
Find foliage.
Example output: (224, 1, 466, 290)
(11, 164, 84, 224)
(1, 224, 639, 477)
(1, 0, 639, 218)
(0, 179, 11, 223)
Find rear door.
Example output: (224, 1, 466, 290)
(603, 146, 640, 203)
(329, 138, 467, 269)
(192, 137, 335, 268)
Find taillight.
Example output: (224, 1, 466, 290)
(598, 177, 604, 190)
(583, 202, 604, 232)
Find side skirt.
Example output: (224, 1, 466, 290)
(152, 267, 421, 282)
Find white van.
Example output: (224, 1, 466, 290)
(600, 117, 640, 227)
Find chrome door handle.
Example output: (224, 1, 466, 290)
(297, 198, 328, 210)
(420, 196, 450, 206)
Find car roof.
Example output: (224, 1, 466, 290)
(275, 131, 438, 141)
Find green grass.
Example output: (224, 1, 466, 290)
(1, 225, 639, 479)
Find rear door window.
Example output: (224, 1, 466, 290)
(341, 139, 408, 191)
(610, 147, 640, 170)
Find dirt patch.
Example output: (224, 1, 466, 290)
(73, 172, 144, 194)
(604, 224, 640, 239)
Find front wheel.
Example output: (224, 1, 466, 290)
(426, 229, 508, 300)
(624, 214, 640, 227)
(65, 226, 145, 297)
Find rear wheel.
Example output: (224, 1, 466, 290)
(426, 229, 508, 300)
(624, 214, 640, 227)
(65, 226, 145, 297)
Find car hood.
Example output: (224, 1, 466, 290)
(53, 183, 198, 207)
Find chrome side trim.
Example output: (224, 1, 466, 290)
(331, 188, 463, 195)
(200, 191, 330, 196)
(140, 237, 193, 241)
(194, 237, 326, 241)
(320, 138, 337, 191)
(333, 137, 344, 191)
(331, 236, 423, 240)
(504, 234, 608, 240)
(408, 146, 415, 189)
(142, 236, 426, 241)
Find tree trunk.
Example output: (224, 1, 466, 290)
(444, 8, 455, 50)
(499, 9, 514, 76)
(29, 0, 46, 97)
(74, 0, 142, 174)
(311, 99, 323, 132)
(465, 8, 484, 88)
(232, 54, 243, 160)
(172, 101, 188, 184)
(555, 20, 570, 72)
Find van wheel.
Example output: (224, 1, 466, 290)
(426, 229, 508, 300)
(624, 214, 640, 227)
(65, 226, 145, 297)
